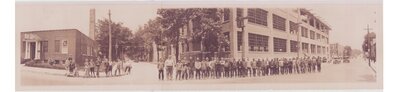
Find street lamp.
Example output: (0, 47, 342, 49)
(236, 16, 249, 59)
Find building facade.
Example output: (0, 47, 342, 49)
(20, 29, 98, 66)
(330, 43, 344, 57)
(221, 8, 331, 59)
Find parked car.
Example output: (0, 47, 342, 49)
(332, 57, 342, 64)
(343, 59, 350, 63)
(322, 57, 328, 63)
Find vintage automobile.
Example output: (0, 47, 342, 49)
(332, 57, 342, 64)
(322, 57, 328, 63)
(343, 58, 350, 63)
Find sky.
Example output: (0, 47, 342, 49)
(16, 2, 382, 50)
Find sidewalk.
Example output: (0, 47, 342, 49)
(19, 64, 131, 78)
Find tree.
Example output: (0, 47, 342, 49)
(96, 18, 134, 61)
(132, 18, 166, 62)
(190, 8, 229, 58)
(157, 8, 199, 61)
(157, 8, 230, 61)
(343, 46, 352, 58)
(362, 32, 376, 62)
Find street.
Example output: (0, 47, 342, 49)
(19, 56, 376, 86)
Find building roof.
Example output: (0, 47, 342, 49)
(299, 8, 332, 31)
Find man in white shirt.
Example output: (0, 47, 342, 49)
(165, 56, 175, 80)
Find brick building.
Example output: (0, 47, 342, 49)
(20, 29, 98, 66)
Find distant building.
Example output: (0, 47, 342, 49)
(164, 8, 331, 60)
(330, 43, 344, 57)
(20, 29, 98, 66)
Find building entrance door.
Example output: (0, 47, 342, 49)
(30, 42, 36, 59)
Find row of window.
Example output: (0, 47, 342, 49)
(239, 8, 328, 43)
(300, 9, 329, 32)
(302, 42, 327, 54)
(234, 32, 327, 53)
(301, 26, 328, 43)
(249, 33, 268, 52)
(248, 8, 268, 26)
(25, 40, 94, 56)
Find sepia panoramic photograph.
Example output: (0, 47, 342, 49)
(15, 0, 382, 91)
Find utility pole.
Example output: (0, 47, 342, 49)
(364, 24, 376, 74)
(108, 10, 112, 61)
(237, 16, 248, 59)
(364, 24, 372, 66)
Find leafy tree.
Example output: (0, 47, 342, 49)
(96, 18, 134, 61)
(132, 18, 166, 62)
(157, 8, 230, 61)
(157, 8, 199, 61)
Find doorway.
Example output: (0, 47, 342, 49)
(30, 42, 36, 59)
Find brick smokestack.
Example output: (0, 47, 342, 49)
(89, 9, 96, 40)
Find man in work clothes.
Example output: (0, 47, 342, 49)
(165, 56, 175, 80)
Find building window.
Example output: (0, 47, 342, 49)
(302, 43, 309, 53)
(316, 33, 321, 40)
(322, 46, 326, 54)
(249, 33, 268, 52)
(290, 40, 298, 52)
(237, 8, 243, 18)
(311, 44, 316, 53)
(309, 18, 315, 27)
(289, 21, 299, 34)
(237, 31, 242, 51)
(317, 45, 321, 54)
(224, 32, 230, 51)
(273, 37, 286, 52)
(316, 21, 321, 30)
(54, 40, 61, 53)
(301, 26, 308, 38)
(42, 41, 48, 52)
(192, 40, 201, 51)
(310, 30, 315, 40)
(224, 8, 230, 21)
(248, 8, 268, 26)
(273, 14, 286, 31)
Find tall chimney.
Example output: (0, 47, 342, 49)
(89, 9, 96, 40)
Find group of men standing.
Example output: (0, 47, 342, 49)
(157, 55, 324, 80)
(65, 57, 133, 78)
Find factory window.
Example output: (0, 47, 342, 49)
(249, 33, 268, 52)
(237, 8, 243, 18)
(311, 44, 316, 53)
(54, 40, 61, 53)
(42, 41, 48, 52)
(248, 8, 268, 26)
(310, 30, 315, 40)
(290, 40, 298, 52)
(302, 43, 309, 53)
(309, 18, 315, 27)
(290, 21, 299, 34)
(224, 8, 230, 21)
(301, 26, 308, 38)
(273, 14, 286, 31)
(223, 32, 230, 51)
(273, 37, 287, 52)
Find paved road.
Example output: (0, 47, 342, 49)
(19, 56, 376, 86)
